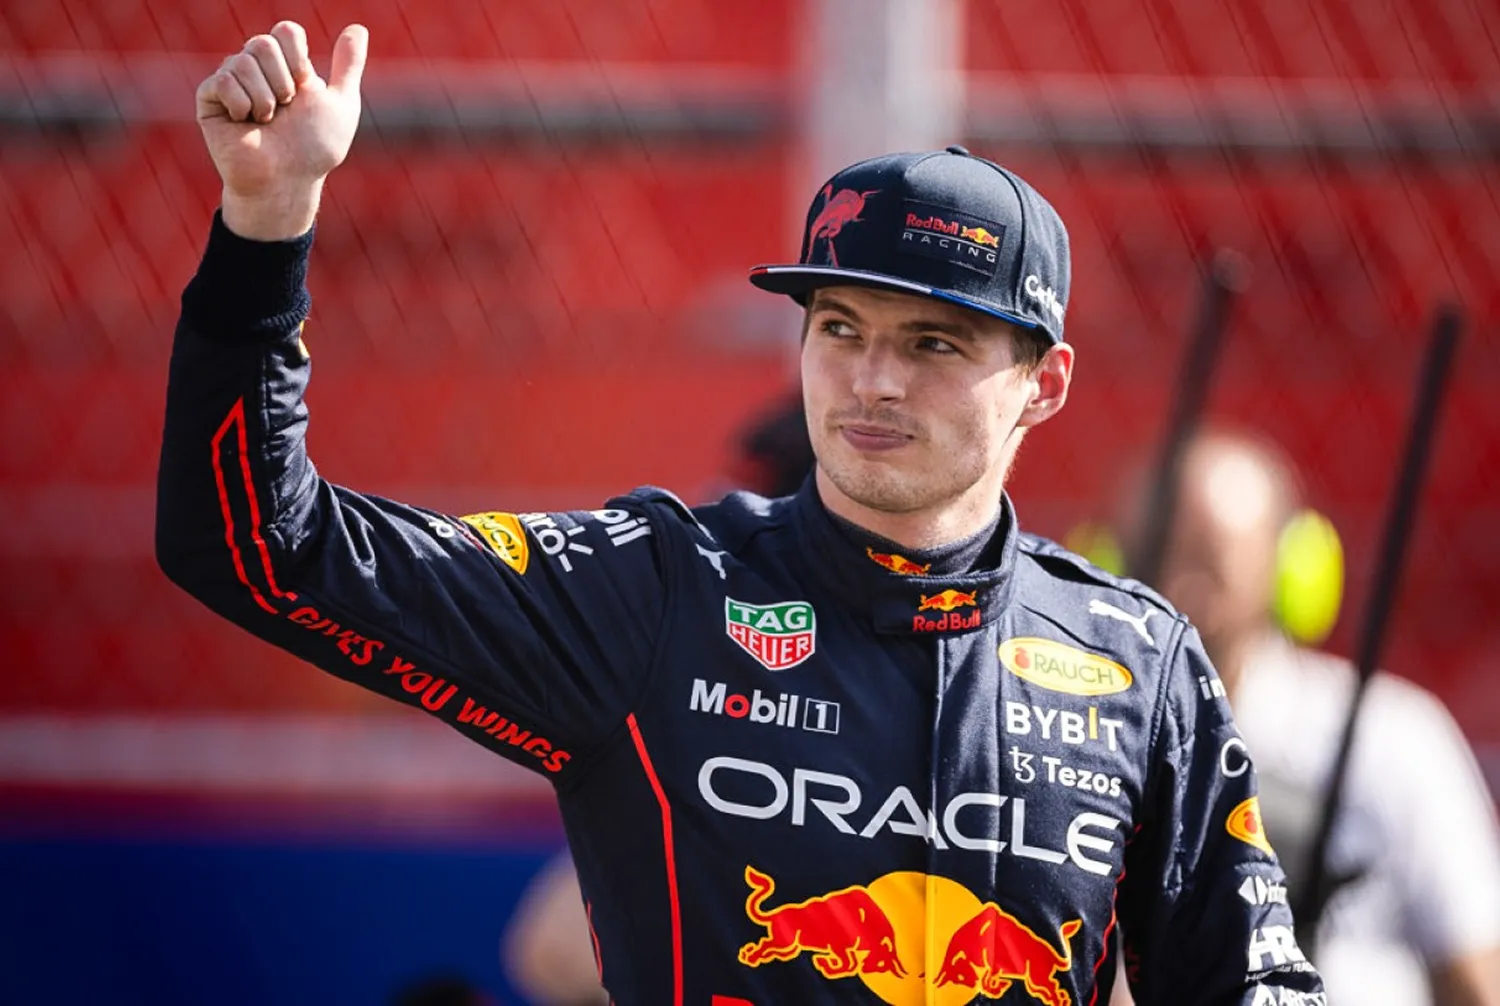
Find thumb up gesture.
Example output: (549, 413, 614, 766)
(195, 21, 368, 239)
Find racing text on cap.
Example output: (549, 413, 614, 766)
(900, 201, 1006, 277)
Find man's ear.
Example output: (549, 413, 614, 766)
(1017, 343, 1074, 429)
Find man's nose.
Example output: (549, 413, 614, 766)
(850, 342, 907, 405)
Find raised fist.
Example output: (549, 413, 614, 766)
(195, 21, 367, 237)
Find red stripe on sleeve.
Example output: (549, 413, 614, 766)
(211, 399, 279, 615)
(230, 396, 290, 599)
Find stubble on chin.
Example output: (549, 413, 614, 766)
(819, 444, 944, 515)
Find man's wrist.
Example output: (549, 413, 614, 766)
(220, 182, 324, 242)
(181, 209, 315, 338)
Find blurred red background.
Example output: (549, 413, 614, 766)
(2, 2, 1496, 1001)
(3, 0, 1494, 744)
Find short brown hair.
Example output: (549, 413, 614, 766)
(1010, 327, 1053, 372)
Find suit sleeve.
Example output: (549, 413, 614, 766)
(1117, 620, 1327, 1005)
(155, 214, 664, 781)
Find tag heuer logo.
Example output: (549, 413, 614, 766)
(725, 598, 816, 671)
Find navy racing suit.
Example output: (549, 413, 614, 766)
(156, 215, 1327, 1006)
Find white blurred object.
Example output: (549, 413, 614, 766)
(1112, 633, 1500, 1006)
(797, 0, 964, 213)
(1233, 633, 1500, 1005)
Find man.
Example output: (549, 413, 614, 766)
(1124, 430, 1500, 1006)
(157, 21, 1325, 1004)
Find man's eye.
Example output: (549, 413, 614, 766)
(820, 319, 856, 337)
(917, 336, 959, 354)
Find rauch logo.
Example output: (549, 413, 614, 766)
(726, 598, 816, 671)
(999, 637, 1133, 696)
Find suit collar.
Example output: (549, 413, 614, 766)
(789, 480, 1019, 636)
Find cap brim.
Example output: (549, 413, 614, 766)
(748, 264, 1044, 335)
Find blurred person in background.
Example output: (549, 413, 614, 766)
(504, 401, 813, 1005)
(1111, 429, 1500, 1006)
(504, 852, 607, 1006)
(725, 393, 814, 499)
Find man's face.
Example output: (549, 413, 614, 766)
(1156, 444, 1283, 655)
(800, 285, 1061, 517)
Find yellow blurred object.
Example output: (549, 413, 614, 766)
(1065, 521, 1127, 577)
(1275, 509, 1344, 646)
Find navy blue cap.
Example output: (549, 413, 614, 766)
(749, 146, 1071, 344)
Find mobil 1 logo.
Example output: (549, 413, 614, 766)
(689, 678, 840, 735)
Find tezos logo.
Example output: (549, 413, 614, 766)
(726, 598, 816, 671)
(999, 638, 1133, 696)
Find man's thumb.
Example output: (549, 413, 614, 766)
(328, 24, 368, 94)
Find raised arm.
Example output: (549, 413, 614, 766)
(157, 23, 664, 779)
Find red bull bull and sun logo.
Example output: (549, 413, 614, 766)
(918, 589, 978, 613)
(739, 866, 1083, 1005)
(866, 548, 932, 576)
(914, 589, 981, 632)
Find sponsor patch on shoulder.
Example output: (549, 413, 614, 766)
(461, 512, 529, 574)
(1227, 796, 1275, 855)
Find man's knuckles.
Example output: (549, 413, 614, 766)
(269, 21, 309, 55)
(241, 37, 295, 100)
(244, 34, 281, 60)
(198, 71, 249, 121)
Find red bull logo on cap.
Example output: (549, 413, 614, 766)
(739, 867, 1084, 1005)
(960, 225, 1001, 248)
(867, 548, 931, 576)
(807, 185, 880, 267)
(900, 201, 1006, 278)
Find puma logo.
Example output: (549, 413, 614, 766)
(1088, 598, 1154, 646)
(697, 543, 729, 581)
